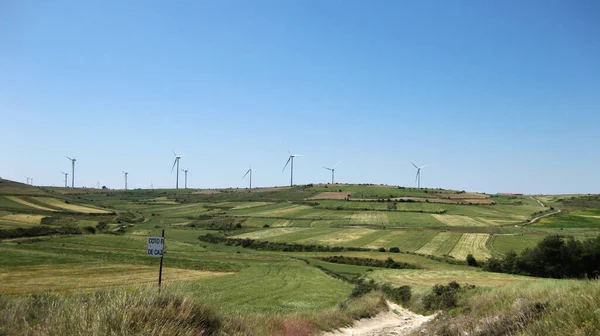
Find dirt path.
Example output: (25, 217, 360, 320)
(529, 210, 562, 224)
(531, 197, 546, 207)
(323, 301, 435, 336)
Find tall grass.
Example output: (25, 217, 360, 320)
(414, 279, 600, 335)
(0, 287, 221, 336)
(0, 285, 387, 336)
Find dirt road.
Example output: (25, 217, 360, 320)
(322, 301, 435, 336)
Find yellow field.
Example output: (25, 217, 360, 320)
(231, 202, 273, 210)
(449, 233, 492, 260)
(5, 196, 57, 212)
(33, 197, 111, 214)
(363, 231, 404, 249)
(415, 232, 455, 255)
(272, 219, 294, 227)
(367, 269, 537, 288)
(0, 264, 231, 294)
(432, 214, 488, 227)
(231, 227, 308, 240)
(1, 214, 46, 224)
(349, 212, 388, 225)
(251, 204, 311, 217)
(298, 228, 375, 245)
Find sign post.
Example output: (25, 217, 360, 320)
(147, 230, 165, 291)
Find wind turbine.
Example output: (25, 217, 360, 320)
(282, 150, 303, 187)
(65, 156, 76, 188)
(25, 176, 31, 185)
(122, 171, 128, 190)
(322, 161, 342, 184)
(61, 172, 68, 187)
(171, 151, 183, 189)
(242, 166, 255, 189)
(181, 169, 188, 189)
(411, 162, 429, 188)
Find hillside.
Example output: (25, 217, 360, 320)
(1, 179, 599, 335)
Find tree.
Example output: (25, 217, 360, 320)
(466, 254, 478, 266)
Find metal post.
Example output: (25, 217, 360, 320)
(158, 229, 164, 292)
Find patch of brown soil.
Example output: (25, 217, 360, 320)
(307, 192, 353, 200)
(438, 193, 489, 199)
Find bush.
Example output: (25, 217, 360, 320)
(378, 247, 386, 252)
(466, 254, 478, 266)
(423, 281, 464, 310)
(389, 247, 400, 253)
(83, 226, 96, 234)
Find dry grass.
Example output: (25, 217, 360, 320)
(231, 227, 308, 240)
(411, 279, 600, 336)
(5, 196, 57, 212)
(415, 232, 457, 255)
(349, 212, 388, 225)
(368, 269, 536, 288)
(0, 264, 231, 294)
(298, 229, 376, 245)
(0, 286, 222, 336)
(432, 214, 488, 227)
(449, 233, 492, 260)
(252, 204, 312, 217)
(33, 197, 111, 214)
(1, 214, 46, 224)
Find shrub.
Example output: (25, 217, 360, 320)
(423, 281, 464, 311)
(378, 247, 386, 252)
(389, 247, 400, 253)
(466, 254, 478, 266)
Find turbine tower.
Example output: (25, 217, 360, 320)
(322, 161, 341, 184)
(61, 172, 68, 188)
(171, 151, 183, 189)
(411, 162, 429, 188)
(65, 156, 76, 188)
(181, 169, 188, 189)
(25, 176, 31, 185)
(282, 150, 303, 187)
(122, 171, 128, 190)
(242, 166, 255, 189)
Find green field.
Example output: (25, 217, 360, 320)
(2, 179, 599, 335)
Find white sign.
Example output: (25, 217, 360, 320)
(147, 236, 164, 257)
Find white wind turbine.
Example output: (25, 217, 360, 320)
(282, 150, 303, 187)
(181, 169, 189, 189)
(171, 151, 183, 189)
(322, 161, 341, 184)
(122, 171, 128, 190)
(61, 172, 68, 188)
(242, 166, 255, 189)
(411, 162, 429, 188)
(65, 156, 76, 188)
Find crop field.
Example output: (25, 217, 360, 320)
(0, 264, 229, 294)
(33, 197, 111, 214)
(367, 269, 537, 288)
(5, 196, 57, 211)
(0, 214, 46, 228)
(415, 232, 462, 256)
(232, 227, 309, 240)
(432, 214, 489, 227)
(449, 233, 492, 260)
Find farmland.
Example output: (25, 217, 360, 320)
(1, 179, 599, 335)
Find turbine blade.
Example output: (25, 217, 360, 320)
(293, 154, 304, 157)
(65, 156, 72, 160)
(282, 157, 292, 172)
(323, 166, 332, 170)
(411, 161, 418, 169)
(173, 150, 177, 157)
(171, 158, 177, 173)
(242, 169, 250, 179)
(415, 171, 419, 183)
(420, 164, 429, 169)
(333, 161, 342, 168)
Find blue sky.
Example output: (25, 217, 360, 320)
(1, 0, 599, 194)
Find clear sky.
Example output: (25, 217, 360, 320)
(1, 0, 599, 194)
